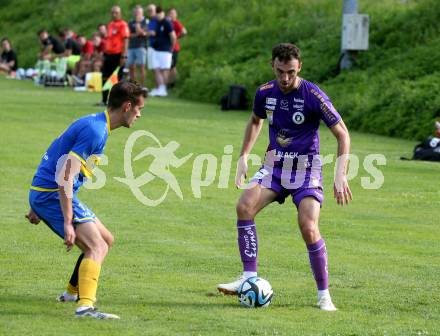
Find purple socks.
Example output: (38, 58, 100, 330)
(237, 220, 328, 289)
(307, 238, 329, 290)
(237, 219, 258, 272)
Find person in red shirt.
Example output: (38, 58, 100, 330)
(72, 35, 95, 84)
(98, 6, 129, 106)
(96, 23, 108, 54)
(167, 8, 187, 86)
(91, 27, 107, 72)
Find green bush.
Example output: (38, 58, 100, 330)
(0, 0, 439, 140)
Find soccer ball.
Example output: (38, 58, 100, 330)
(238, 277, 273, 308)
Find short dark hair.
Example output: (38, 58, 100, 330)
(37, 29, 47, 36)
(1, 37, 10, 44)
(156, 6, 164, 14)
(272, 43, 301, 63)
(107, 80, 148, 109)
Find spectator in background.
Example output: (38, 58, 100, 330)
(91, 33, 105, 72)
(128, 5, 149, 87)
(0, 38, 18, 75)
(146, 4, 158, 86)
(72, 35, 95, 84)
(60, 28, 81, 71)
(97, 23, 108, 50)
(149, 6, 176, 97)
(38, 30, 65, 60)
(98, 5, 129, 106)
(167, 8, 187, 87)
(92, 25, 108, 72)
(60, 28, 81, 57)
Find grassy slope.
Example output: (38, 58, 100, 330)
(1, 0, 439, 140)
(0, 77, 439, 335)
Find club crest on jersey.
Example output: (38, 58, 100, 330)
(276, 129, 293, 147)
(280, 100, 289, 110)
(292, 111, 305, 124)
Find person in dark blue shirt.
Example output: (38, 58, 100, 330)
(149, 6, 176, 97)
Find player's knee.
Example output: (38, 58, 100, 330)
(90, 238, 108, 259)
(300, 222, 320, 242)
(236, 200, 255, 219)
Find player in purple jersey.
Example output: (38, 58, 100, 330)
(217, 43, 352, 311)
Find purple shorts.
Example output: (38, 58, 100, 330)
(250, 166, 324, 208)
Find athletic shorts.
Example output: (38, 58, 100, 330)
(147, 47, 155, 70)
(249, 166, 324, 208)
(151, 49, 172, 70)
(127, 47, 147, 66)
(29, 189, 96, 239)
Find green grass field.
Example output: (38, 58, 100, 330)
(0, 77, 439, 335)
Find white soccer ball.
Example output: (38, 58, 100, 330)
(238, 277, 273, 308)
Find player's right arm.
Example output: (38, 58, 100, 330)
(57, 154, 82, 250)
(235, 113, 264, 188)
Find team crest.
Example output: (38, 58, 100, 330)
(292, 112, 305, 124)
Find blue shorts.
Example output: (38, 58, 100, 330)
(127, 47, 147, 66)
(29, 189, 96, 239)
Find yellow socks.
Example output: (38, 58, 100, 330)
(77, 258, 101, 307)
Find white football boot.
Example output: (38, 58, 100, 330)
(317, 291, 337, 311)
(217, 275, 246, 295)
(75, 307, 120, 319)
(57, 291, 77, 302)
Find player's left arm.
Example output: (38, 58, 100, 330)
(330, 120, 353, 206)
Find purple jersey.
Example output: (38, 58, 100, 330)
(251, 79, 341, 197)
(253, 79, 341, 160)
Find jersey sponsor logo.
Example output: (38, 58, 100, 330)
(312, 88, 337, 123)
(294, 97, 304, 103)
(252, 167, 270, 180)
(311, 88, 327, 105)
(292, 104, 304, 110)
(276, 129, 293, 147)
(266, 110, 273, 125)
(320, 102, 337, 122)
(274, 150, 299, 159)
(260, 83, 274, 91)
(280, 100, 289, 110)
(266, 97, 277, 105)
(265, 104, 275, 110)
(292, 111, 305, 124)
